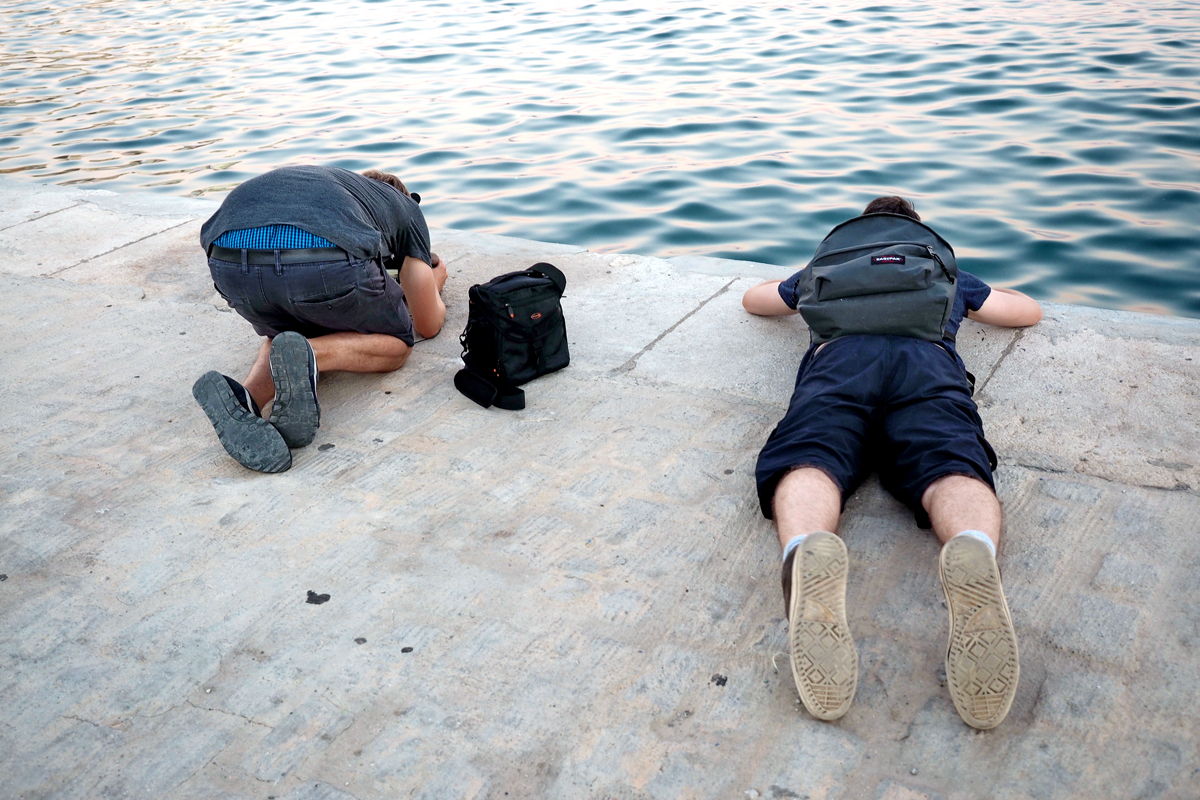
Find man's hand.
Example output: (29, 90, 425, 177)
(743, 280, 799, 316)
(968, 287, 1042, 327)
(430, 252, 447, 293)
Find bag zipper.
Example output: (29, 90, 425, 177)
(812, 240, 954, 283)
(813, 240, 924, 259)
(925, 246, 954, 283)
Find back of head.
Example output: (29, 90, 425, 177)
(362, 169, 410, 197)
(862, 196, 920, 221)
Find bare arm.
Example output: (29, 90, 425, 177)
(967, 287, 1042, 327)
(742, 280, 799, 317)
(398, 256, 447, 339)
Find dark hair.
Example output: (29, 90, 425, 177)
(862, 196, 920, 221)
(362, 169, 410, 197)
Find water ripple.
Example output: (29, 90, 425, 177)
(1, 0, 1199, 316)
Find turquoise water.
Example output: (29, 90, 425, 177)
(2, 0, 1199, 316)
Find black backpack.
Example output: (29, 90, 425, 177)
(453, 262, 569, 410)
(790, 213, 959, 345)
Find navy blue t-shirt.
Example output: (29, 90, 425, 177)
(778, 269, 992, 362)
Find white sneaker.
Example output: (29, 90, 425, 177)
(783, 531, 857, 720)
(940, 534, 1020, 729)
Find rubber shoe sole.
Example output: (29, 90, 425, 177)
(787, 531, 857, 720)
(192, 371, 291, 473)
(940, 535, 1020, 729)
(268, 331, 320, 448)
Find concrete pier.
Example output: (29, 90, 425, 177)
(1, 176, 1197, 799)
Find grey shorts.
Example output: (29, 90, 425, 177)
(209, 254, 415, 346)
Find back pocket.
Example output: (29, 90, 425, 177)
(285, 257, 362, 303)
(289, 286, 364, 332)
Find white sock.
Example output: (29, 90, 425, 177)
(782, 534, 808, 562)
(954, 529, 996, 558)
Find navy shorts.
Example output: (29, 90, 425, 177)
(209, 254, 415, 346)
(755, 335, 997, 528)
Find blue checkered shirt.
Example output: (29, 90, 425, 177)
(213, 225, 336, 250)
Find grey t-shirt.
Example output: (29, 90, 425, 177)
(200, 166, 431, 263)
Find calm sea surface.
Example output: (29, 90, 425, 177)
(3, 0, 1199, 316)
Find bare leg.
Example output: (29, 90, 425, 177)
(924, 474, 1018, 729)
(774, 466, 857, 721)
(309, 331, 411, 373)
(772, 467, 842, 550)
(243, 338, 274, 411)
(241, 254, 443, 407)
(920, 474, 1002, 548)
(242, 332, 411, 409)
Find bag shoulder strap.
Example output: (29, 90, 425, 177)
(529, 262, 567, 295)
(454, 368, 526, 411)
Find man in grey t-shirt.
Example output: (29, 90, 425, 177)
(192, 166, 447, 473)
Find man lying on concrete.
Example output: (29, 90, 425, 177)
(192, 166, 447, 473)
(741, 196, 1042, 729)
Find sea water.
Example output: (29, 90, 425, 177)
(2, 0, 1199, 316)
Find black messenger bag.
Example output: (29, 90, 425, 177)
(790, 212, 959, 345)
(454, 262, 569, 410)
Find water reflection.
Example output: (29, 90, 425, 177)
(1, 0, 1199, 316)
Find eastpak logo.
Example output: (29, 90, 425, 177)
(872, 255, 906, 264)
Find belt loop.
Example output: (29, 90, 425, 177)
(273, 249, 283, 276)
(240, 248, 248, 275)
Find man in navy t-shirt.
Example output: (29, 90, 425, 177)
(742, 196, 1042, 729)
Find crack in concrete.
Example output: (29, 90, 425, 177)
(63, 714, 102, 728)
(1006, 461, 1198, 494)
(45, 214, 194, 278)
(975, 328, 1026, 396)
(185, 699, 274, 730)
(322, 694, 347, 713)
(0, 202, 82, 233)
(1112, 479, 1196, 494)
(172, 717, 246, 795)
(612, 278, 736, 374)
(174, 749, 222, 795)
(1004, 461, 1068, 474)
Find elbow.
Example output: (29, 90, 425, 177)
(1022, 301, 1043, 327)
(742, 280, 793, 317)
(415, 321, 443, 340)
(414, 300, 447, 340)
(742, 290, 773, 316)
(742, 281, 771, 315)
